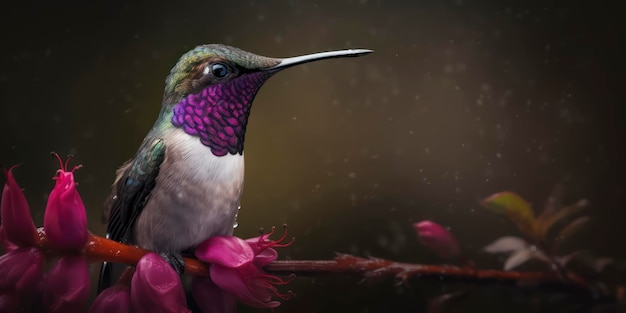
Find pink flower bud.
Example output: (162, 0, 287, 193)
(414, 220, 461, 260)
(89, 267, 134, 313)
(43, 156, 88, 250)
(43, 255, 90, 313)
(89, 285, 132, 313)
(131, 253, 190, 313)
(1, 166, 38, 247)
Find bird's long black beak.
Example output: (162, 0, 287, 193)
(265, 49, 373, 72)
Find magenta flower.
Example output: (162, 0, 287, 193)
(89, 268, 134, 313)
(0, 247, 44, 296)
(1, 166, 38, 247)
(195, 227, 292, 309)
(131, 252, 190, 313)
(0, 291, 18, 313)
(43, 155, 88, 250)
(43, 255, 90, 313)
(413, 220, 461, 260)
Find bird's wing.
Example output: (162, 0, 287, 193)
(99, 138, 166, 292)
(105, 138, 166, 244)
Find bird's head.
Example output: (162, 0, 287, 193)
(161, 44, 372, 156)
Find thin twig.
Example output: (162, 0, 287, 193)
(266, 254, 591, 293)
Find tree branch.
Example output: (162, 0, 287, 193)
(32, 229, 593, 295)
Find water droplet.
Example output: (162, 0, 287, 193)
(233, 205, 241, 229)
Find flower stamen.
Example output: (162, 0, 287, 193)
(51, 151, 65, 171)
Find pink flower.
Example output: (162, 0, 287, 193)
(0, 225, 18, 253)
(0, 247, 44, 296)
(413, 220, 461, 260)
(131, 253, 190, 313)
(195, 227, 292, 309)
(89, 268, 134, 313)
(1, 166, 38, 247)
(89, 284, 132, 313)
(43, 155, 88, 250)
(43, 255, 90, 313)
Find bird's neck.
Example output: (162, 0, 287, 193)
(169, 72, 272, 156)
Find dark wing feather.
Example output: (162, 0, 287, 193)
(106, 138, 166, 243)
(99, 138, 166, 291)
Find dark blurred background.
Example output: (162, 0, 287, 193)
(0, 1, 623, 312)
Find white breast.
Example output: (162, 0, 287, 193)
(136, 127, 245, 252)
(166, 128, 245, 183)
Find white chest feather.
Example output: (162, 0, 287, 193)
(164, 128, 245, 183)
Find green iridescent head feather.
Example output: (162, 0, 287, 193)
(164, 44, 280, 96)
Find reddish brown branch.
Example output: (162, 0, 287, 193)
(266, 254, 592, 292)
(32, 229, 592, 294)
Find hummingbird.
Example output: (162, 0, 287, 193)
(99, 44, 372, 289)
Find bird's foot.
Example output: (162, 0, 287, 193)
(159, 252, 185, 275)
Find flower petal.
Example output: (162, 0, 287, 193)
(88, 284, 132, 313)
(43, 169, 88, 250)
(0, 225, 18, 253)
(1, 166, 38, 247)
(43, 255, 90, 313)
(244, 234, 269, 255)
(0, 291, 19, 313)
(413, 221, 461, 260)
(253, 248, 278, 268)
(191, 276, 236, 313)
(195, 236, 254, 268)
(0, 247, 44, 295)
(131, 253, 190, 313)
(209, 264, 278, 308)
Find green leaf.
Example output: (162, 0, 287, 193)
(481, 192, 536, 237)
(536, 199, 589, 238)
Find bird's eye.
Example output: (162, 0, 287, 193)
(207, 63, 228, 78)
